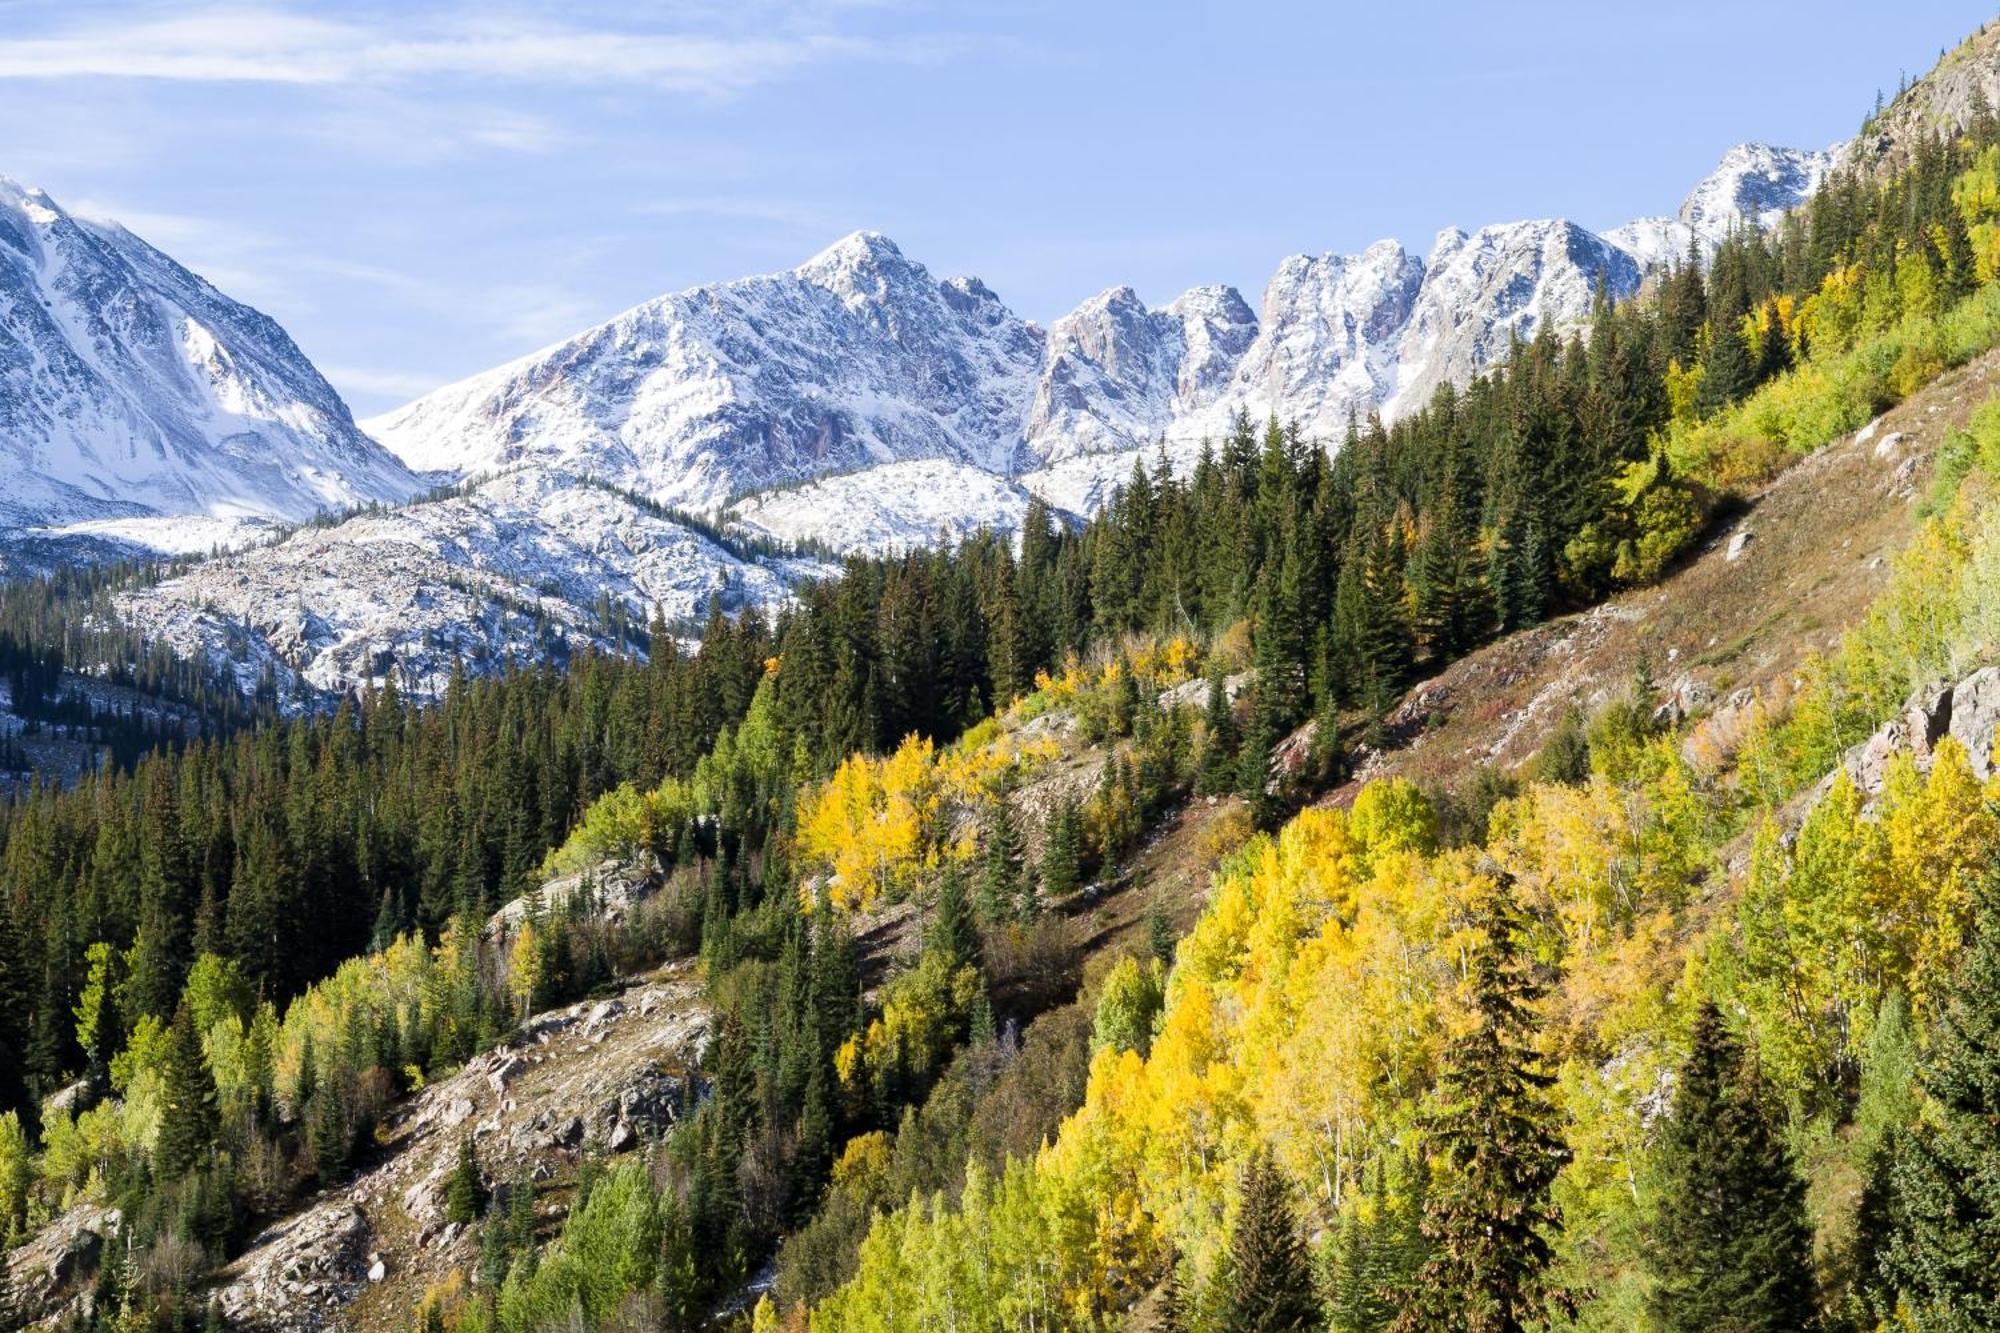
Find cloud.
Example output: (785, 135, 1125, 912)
(0, 7, 964, 98)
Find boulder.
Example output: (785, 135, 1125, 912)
(1946, 666, 2000, 777)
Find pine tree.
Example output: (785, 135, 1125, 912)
(1155, 1250, 1187, 1333)
(1237, 699, 1280, 830)
(1395, 874, 1570, 1333)
(1696, 316, 1755, 416)
(1040, 798, 1084, 901)
(156, 1001, 219, 1179)
(1198, 666, 1240, 796)
(1148, 892, 1176, 968)
(1329, 1167, 1397, 1333)
(1221, 1147, 1321, 1332)
(1646, 1002, 1816, 1331)
(1882, 869, 2000, 1327)
(926, 862, 981, 969)
(980, 795, 1027, 923)
(445, 1132, 488, 1224)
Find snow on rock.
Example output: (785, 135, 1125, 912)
(727, 459, 1049, 557)
(363, 231, 1046, 510)
(0, 177, 420, 533)
(371, 143, 1833, 546)
(115, 470, 831, 701)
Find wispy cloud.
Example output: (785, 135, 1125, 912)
(0, 7, 964, 98)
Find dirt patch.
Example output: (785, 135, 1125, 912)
(1339, 348, 2000, 797)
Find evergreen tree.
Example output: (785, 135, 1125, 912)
(1696, 316, 1756, 416)
(1395, 875, 1570, 1333)
(1330, 1163, 1406, 1333)
(1238, 700, 1280, 830)
(1221, 1147, 1321, 1332)
(1646, 1002, 1816, 1331)
(1882, 869, 2000, 1328)
(1198, 667, 1240, 796)
(156, 1001, 219, 1179)
(925, 862, 981, 970)
(1040, 798, 1084, 901)
(445, 1132, 488, 1225)
(1148, 892, 1176, 968)
(980, 795, 1028, 923)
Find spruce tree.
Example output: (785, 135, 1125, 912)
(445, 1132, 488, 1225)
(926, 862, 981, 970)
(1199, 667, 1240, 796)
(156, 1001, 219, 1179)
(1646, 1002, 1816, 1331)
(1882, 869, 2000, 1328)
(1041, 798, 1084, 902)
(1238, 700, 1280, 830)
(1330, 1164, 1398, 1332)
(980, 795, 1027, 923)
(1221, 1147, 1321, 1332)
(1395, 874, 1570, 1333)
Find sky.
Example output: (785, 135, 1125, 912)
(0, 1, 1994, 417)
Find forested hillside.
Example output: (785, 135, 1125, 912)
(9, 22, 2000, 1333)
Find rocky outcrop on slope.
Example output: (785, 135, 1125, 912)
(211, 968, 709, 1331)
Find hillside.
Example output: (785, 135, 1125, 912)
(13, 18, 2000, 1333)
(1356, 345, 1991, 793)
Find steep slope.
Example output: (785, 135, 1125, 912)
(114, 469, 831, 700)
(1856, 19, 2000, 171)
(0, 178, 420, 531)
(1351, 345, 1991, 796)
(725, 458, 1049, 557)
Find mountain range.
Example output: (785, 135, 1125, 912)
(0, 138, 1840, 695)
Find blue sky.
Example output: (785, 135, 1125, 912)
(0, 1, 1992, 416)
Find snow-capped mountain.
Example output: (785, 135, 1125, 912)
(1607, 142, 1843, 270)
(372, 142, 1840, 519)
(0, 178, 420, 533)
(365, 231, 1045, 511)
(2, 138, 1842, 703)
(114, 469, 832, 700)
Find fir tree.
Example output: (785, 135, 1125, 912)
(156, 1001, 219, 1179)
(1882, 869, 2000, 1328)
(980, 795, 1027, 923)
(1040, 798, 1084, 902)
(926, 862, 981, 970)
(445, 1132, 488, 1225)
(1237, 700, 1280, 830)
(1198, 666, 1240, 796)
(1646, 1002, 1816, 1331)
(1221, 1147, 1321, 1332)
(1148, 891, 1176, 968)
(1395, 874, 1570, 1333)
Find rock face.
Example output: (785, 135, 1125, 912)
(1857, 22, 2000, 172)
(1829, 666, 2000, 801)
(109, 469, 831, 700)
(0, 177, 420, 534)
(366, 231, 1047, 511)
(372, 144, 1835, 523)
(212, 967, 710, 1331)
(3, 1202, 121, 1326)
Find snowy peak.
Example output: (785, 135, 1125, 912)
(367, 136, 1836, 535)
(1679, 142, 1843, 241)
(0, 176, 420, 532)
(367, 228, 1046, 505)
